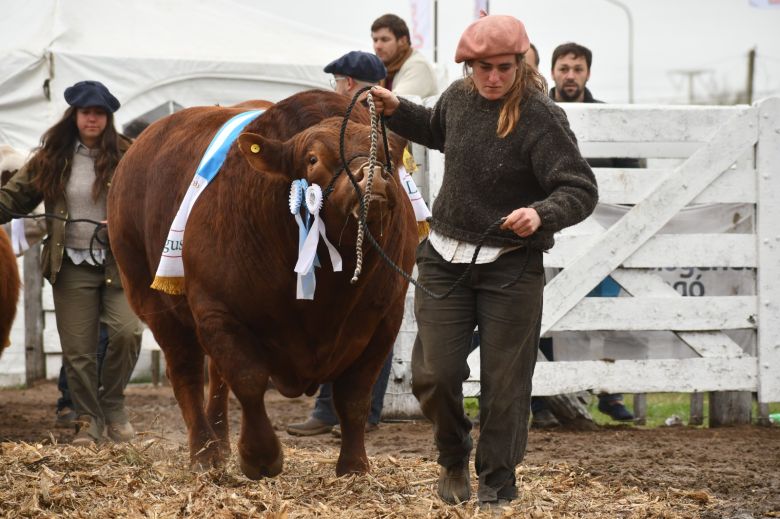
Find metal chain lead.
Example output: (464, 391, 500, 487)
(351, 91, 379, 283)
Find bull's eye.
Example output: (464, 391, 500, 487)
(308, 155, 318, 165)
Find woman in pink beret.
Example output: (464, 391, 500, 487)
(371, 12, 598, 510)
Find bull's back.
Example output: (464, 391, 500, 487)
(0, 229, 19, 351)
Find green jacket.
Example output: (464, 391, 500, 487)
(0, 136, 132, 286)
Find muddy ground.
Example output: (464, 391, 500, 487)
(0, 381, 777, 518)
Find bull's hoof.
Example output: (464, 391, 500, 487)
(238, 449, 284, 480)
(190, 443, 225, 472)
(336, 457, 369, 476)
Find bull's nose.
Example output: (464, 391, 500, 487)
(354, 164, 387, 199)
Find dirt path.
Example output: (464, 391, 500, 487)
(1, 381, 777, 518)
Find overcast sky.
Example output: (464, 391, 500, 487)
(276, 0, 780, 105)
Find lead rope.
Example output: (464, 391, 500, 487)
(350, 92, 380, 283)
(0, 205, 107, 265)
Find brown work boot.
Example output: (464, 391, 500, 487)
(72, 415, 98, 446)
(55, 406, 77, 429)
(106, 421, 135, 442)
(437, 461, 471, 504)
(286, 417, 334, 436)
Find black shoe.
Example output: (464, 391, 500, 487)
(597, 400, 635, 421)
(437, 461, 471, 504)
(531, 408, 561, 429)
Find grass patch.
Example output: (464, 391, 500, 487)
(588, 393, 780, 428)
(464, 393, 780, 428)
(464, 397, 479, 419)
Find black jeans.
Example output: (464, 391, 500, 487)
(411, 240, 544, 502)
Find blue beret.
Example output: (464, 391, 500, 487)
(324, 51, 387, 83)
(64, 80, 120, 113)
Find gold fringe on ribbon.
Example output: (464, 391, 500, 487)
(150, 276, 185, 295)
(403, 147, 418, 173)
(417, 220, 430, 241)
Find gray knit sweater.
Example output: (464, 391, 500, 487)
(387, 79, 598, 250)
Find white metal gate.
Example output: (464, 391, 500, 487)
(383, 97, 780, 417)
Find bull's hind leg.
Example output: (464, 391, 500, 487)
(146, 315, 225, 470)
(206, 357, 231, 457)
(118, 250, 227, 470)
(194, 308, 282, 480)
(332, 316, 402, 476)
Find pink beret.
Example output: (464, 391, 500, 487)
(454, 14, 530, 63)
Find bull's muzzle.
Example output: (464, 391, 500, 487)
(350, 164, 390, 218)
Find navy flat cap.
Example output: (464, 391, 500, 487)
(324, 51, 387, 83)
(64, 80, 120, 113)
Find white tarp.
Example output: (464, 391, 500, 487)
(0, 0, 369, 152)
(0, 0, 370, 385)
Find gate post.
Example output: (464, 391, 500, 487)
(23, 243, 45, 386)
(756, 98, 780, 413)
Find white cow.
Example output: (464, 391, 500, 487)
(0, 145, 46, 254)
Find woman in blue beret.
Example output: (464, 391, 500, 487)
(0, 80, 142, 446)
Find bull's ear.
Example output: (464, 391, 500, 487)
(387, 132, 407, 173)
(237, 132, 289, 177)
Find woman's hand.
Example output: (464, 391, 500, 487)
(369, 86, 400, 116)
(501, 208, 541, 237)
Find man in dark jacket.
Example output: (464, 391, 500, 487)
(547, 41, 636, 423)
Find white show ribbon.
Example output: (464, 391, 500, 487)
(152, 109, 264, 294)
(9, 218, 29, 256)
(293, 184, 342, 295)
(398, 165, 431, 221)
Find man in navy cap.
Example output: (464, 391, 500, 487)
(286, 51, 392, 438)
(323, 50, 387, 101)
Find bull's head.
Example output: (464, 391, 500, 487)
(237, 118, 406, 228)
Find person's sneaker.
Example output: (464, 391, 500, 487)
(597, 400, 635, 421)
(55, 406, 77, 429)
(437, 461, 471, 504)
(286, 417, 334, 436)
(331, 422, 379, 438)
(106, 421, 135, 442)
(531, 408, 561, 429)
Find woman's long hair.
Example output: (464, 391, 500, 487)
(464, 55, 548, 138)
(28, 106, 121, 202)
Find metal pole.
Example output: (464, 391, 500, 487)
(746, 47, 756, 104)
(433, 0, 438, 63)
(604, 0, 634, 103)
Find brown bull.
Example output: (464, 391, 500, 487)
(0, 145, 24, 354)
(0, 228, 19, 354)
(107, 90, 416, 479)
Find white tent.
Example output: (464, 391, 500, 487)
(0, 0, 369, 152)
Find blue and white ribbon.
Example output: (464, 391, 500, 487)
(290, 179, 316, 299)
(152, 109, 264, 294)
(292, 183, 342, 299)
